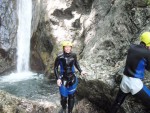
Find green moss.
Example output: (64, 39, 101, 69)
(147, 0, 150, 6)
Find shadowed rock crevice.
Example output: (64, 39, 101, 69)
(30, 21, 56, 75)
(72, 17, 81, 28)
(0, 48, 15, 75)
(52, 8, 74, 20)
(77, 79, 124, 113)
(71, 0, 94, 14)
(52, 0, 94, 20)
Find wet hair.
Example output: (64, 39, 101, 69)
(140, 41, 146, 47)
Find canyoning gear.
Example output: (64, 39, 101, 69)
(59, 75, 77, 113)
(140, 32, 150, 46)
(62, 41, 73, 47)
(110, 89, 128, 113)
(68, 94, 75, 113)
(54, 52, 82, 80)
(54, 52, 82, 113)
(59, 75, 78, 97)
(120, 75, 143, 95)
(111, 43, 150, 113)
(124, 44, 150, 79)
(61, 94, 75, 113)
(111, 85, 150, 113)
(61, 96, 67, 110)
(135, 85, 150, 108)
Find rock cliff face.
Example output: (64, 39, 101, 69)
(31, 0, 150, 83)
(1, 0, 150, 79)
(0, 0, 17, 74)
(31, 0, 150, 112)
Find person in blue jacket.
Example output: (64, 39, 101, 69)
(54, 41, 86, 113)
(110, 32, 150, 113)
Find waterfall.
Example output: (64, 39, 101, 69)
(0, 0, 35, 83)
(17, 0, 32, 72)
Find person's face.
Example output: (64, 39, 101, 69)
(64, 46, 72, 53)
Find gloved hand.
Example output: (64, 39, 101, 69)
(57, 79, 62, 87)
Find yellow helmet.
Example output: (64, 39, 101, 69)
(61, 41, 73, 47)
(140, 32, 150, 46)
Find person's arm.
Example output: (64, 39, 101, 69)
(146, 58, 150, 71)
(54, 56, 60, 80)
(142, 49, 150, 71)
(74, 54, 82, 73)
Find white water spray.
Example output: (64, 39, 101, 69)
(17, 0, 32, 72)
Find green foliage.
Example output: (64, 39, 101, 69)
(147, 0, 150, 6)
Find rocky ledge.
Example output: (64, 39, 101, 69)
(77, 79, 150, 113)
(0, 89, 100, 113)
(0, 90, 59, 113)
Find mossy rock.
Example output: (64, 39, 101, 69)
(131, 0, 150, 7)
(77, 79, 113, 113)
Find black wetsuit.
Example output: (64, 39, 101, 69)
(124, 44, 150, 78)
(111, 44, 150, 113)
(54, 52, 82, 113)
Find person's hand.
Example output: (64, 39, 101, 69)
(57, 79, 62, 87)
(81, 71, 87, 77)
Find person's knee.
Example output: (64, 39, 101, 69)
(61, 95, 67, 108)
(68, 94, 75, 104)
(68, 94, 75, 99)
(61, 95, 67, 102)
(68, 94, 75, 109)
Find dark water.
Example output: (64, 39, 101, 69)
(0, 73, 60, 102)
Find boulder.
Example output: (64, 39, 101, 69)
(0, 90, 59, 113)
(77, 79, 150, 113)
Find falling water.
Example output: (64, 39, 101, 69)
(17, 0, 32, 72)
(0, 0, 60, 107)
(0, 0, 35, 83)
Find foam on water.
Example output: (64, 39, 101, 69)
(0, 72, 37, 83)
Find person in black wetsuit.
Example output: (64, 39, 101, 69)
(54, 41, 86, 113)
(110, 32, 150, 113)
